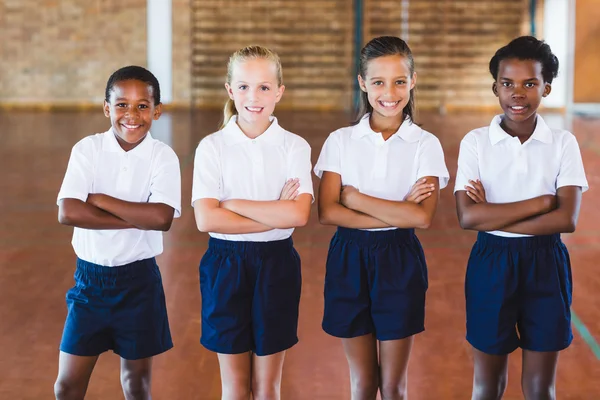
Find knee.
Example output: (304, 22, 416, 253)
(522, 379, 555, 400)
(251, 378, 281, 400)
(350, 374, 379, 400)
(222, 379, 251, 400)
(472, 376, 507, 400)
(380, 380, 407, 400)
(54, 379, 84, 400)
(121, 373, 150, 400)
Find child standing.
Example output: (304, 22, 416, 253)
(315, 36, 449, 399)
(455, 36, 588, 399)
(55, 66, 181, 399)
(192, 46, 313, 400)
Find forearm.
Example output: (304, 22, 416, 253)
(195, 207, 272, 234)
(500, 209, 577, 235)
(319, 202, 391, 229)
(349, 194, 432, 229)
(89, 194, 173, 231)
(58, 199, 134, 230)
(457, 196, 549, 231)
(222, 198, 309, 228)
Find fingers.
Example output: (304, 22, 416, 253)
(280, 178, 300, 200)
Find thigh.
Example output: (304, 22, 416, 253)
(252, 351, 287, 399)
(253, 245, 302, 356)
(56, 351, 99, 394)
(465, 241, 520, 355)
(200, 249, 253, 354)
(370, 241, 427, 340)
(521, 350, 559, 399)
(323, 236, 373, 339)
(472, 347, 509, 392)
(519, 242, 572, 352)
(218, 352, 252, 399)
(112, 274, 173, 360)
(342, 334, 379, 387)
(378, 337, 414, 394)
(60, 280, 113, 357)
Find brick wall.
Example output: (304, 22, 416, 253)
(0, 0, 147, 106)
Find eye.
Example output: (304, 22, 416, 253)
(260, 86, 270, 91)
(116, 103, 127, 108)
(396, 80, 406, 85)
(138, 104, 149, 109)
(373, 81, 383, 86)
(502, 82, 512, 87)
(238, 85, 248, 90)
(525, 82, 536, 88)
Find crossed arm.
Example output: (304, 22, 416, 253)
(193, 179, 312, 234)
(455, 180, 582, 235)
(317, 171, 440, 230)
(58, 194, 175, 231)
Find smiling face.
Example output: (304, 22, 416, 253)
(493, 58, 551, 125)
(103, 79, 162, 149)
(225, 58, 284, 129)
(358, 54, 416, 121)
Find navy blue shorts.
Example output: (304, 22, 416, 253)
(466, 232, 573, 355)
(199, 236, 301, 356)
(60, 258, 173, 360)
(322, 227, 428, 341)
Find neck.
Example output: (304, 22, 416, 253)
(501, 113, 537, 143)
(369, 111, 405, 140)
(236, 116, 273, 139)
(113, 130, 146, 152)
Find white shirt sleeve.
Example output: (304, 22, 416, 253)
(313, 131, 341, 178)
(556, 133, 589, 192)
(288, 137, 314, 200)
(454, 133, 480, 193)
(148, 146, 182, 218)
(57, 139, 94, 204)
(191, 136, 222, 205)
(416, 135, 450, 189)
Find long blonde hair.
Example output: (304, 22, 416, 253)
(220, 45, 284, 130)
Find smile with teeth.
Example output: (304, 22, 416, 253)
(379, 100, 400, 108)
(122, 123, 142, 129)
(510, 105, 527, 111)
(245, 106, 264, 113)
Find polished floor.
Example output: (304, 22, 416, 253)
(1, 109, 599, 399)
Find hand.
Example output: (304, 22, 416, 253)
(404, 178, 435, 204)
(340, 185, 359, 208)
(465, 180, 487, 203)
(280, 178, 300, 200)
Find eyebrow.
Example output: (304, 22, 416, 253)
(114, 97, 151, 102)
(499, 77, 540, 81)
(370, 76, 408, 80)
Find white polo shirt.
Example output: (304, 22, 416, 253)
(57, 129, 182, 266)
(314, 114, 450, 231)
(454, 114, 588, 237)
(191, 116, 314, 242)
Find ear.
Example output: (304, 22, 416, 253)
(542, 83, 552, 97)
(492, 82, 499, 97)
(153, 103, 163, 120)
(225, 83, 235, 100)
(275, 85, 285, 103)
(357, 75, 367, 92)
(410, 71, 417, 90)
(103, 100, 110, 118)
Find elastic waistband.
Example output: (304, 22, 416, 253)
(75, 257, 159, 287)
(207, 236, 293, 256)
(477, 232, 561, 250)
(335, 227, 416, 246)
